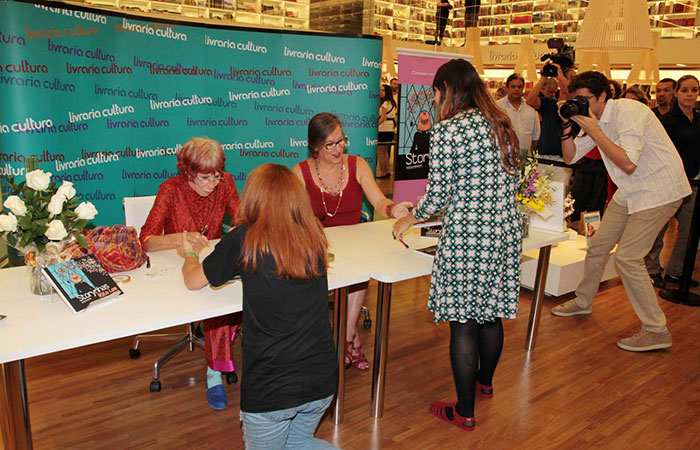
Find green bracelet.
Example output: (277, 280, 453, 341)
(184, 251, 198, 258)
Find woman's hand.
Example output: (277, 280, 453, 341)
(392, 212, 418, 239)
(181, 232, 205, 257)
(391, 201, 414, 219)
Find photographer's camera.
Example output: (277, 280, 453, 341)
(559, 96, 590, 119)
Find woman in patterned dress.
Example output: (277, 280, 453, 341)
(140, 137, 241, 410)
(393, 59, 521, 430)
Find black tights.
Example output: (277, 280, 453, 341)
(448, 318, 503, 418)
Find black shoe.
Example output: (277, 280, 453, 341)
(650, 273, 666, 289)
(664, 274, 700, 287)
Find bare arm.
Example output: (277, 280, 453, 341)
(378, 104, 388, 126)
(144, 231, 207, 253)
(355, 157, 412, 217)
(526, 77, 546, 109)
(180, 233, 209, 290)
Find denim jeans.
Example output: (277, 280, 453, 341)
(241, 395, 338, 450)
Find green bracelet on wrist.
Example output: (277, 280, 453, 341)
(184, 251, 198, 258)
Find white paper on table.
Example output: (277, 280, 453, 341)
(531, 180, 565, 232)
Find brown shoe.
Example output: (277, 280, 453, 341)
(617, 329, 672, 352)
(551, 299, 592, 317)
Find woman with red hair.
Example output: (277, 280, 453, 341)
(140, 136, 241, 410)
(181, 164, 337, 449)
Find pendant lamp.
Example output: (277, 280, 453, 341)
(626, 32, 660, 85)
(575, 0, 654, 52)
(577, 51, 611, 78)
(513, 37, 539, 83)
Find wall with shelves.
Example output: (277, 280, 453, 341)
(73, 0, 310, 29)
(356, 0, 699, 46)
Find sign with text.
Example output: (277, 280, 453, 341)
(0, 0, 382, 225)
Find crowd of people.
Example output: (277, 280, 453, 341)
(136, 59, 698, 445)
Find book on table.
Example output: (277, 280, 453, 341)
(42, 255, 123, 313)
(415, 244, 438, 257)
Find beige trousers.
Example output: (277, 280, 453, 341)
(574, 199, 682, 333)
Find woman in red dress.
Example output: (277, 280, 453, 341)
(140, 137, 241, 410)
(293, 113, 413, 371)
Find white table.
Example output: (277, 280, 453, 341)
(326, 220, 568, 418)
(0, 243, 368, 448)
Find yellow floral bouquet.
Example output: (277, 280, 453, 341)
(517, 153, 554, 217)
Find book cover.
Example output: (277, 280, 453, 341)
(415, 244, 438, 257)
(420, 225, 443, 238)
(43, 255, 123, 314)
(582, 211, 601, 245)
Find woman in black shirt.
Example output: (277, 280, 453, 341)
(182, 163, 337, 450)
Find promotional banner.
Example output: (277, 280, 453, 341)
(0, 0, 382, 225)
(393, 49, 471, 205)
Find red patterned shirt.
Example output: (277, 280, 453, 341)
(140, 173, 239, 246)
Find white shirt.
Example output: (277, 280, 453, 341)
(497, 96, 540, 152)
(379, 100, 397, 133)
(571, 98, 691, 214)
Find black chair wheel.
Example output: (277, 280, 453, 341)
(364, 319, 372, 329)
(226, 372, 238, 384)
(129, 348, 141, 359)
(149, 380, 161, 392)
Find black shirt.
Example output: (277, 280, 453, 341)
(202, 226, 337, 413)
(661, 106, 700, 180)
(536, 95, 563, 156)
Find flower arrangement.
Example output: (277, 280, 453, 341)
(1, 169, 97, 253)
(517, 153, 555, 216)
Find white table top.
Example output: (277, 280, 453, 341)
(0, 221, 565, 364)
(324, 220, 569, 283)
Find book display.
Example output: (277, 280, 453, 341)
(43, 255, 123, 314)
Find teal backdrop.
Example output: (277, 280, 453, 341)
(0, 0, 382, 225)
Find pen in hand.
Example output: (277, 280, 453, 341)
(392, 231, 410, 249)
(200, 224, 209, 235)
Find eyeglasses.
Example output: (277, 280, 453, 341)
(577, 94, 596, 100)
(323, 136, 349, 151)
(195, 173, 223, 184)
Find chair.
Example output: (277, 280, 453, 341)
(123, 196, 237, 392)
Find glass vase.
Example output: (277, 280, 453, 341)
(24, 242, 66, 296)
(520, 209, 531, 239)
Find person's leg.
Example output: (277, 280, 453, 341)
(615, 200, 680, 334)
(475, 318, 503, 392)
(448, 320, 479, 418)
(285, 396, 338, 450)
(346, 283, 369, 370)
(203, 313, 242, 409)
(377, 144, 390, 177)
(241, 407, 294, 450)
(665, 188, 695, 278)
(574, 200, 629, 308)
(644, 223, 668, 275)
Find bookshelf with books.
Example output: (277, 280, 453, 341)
(75, 0, 310, 29)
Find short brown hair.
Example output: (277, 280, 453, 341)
(308, 113, 342, 156)
(176, 137, 225, 179)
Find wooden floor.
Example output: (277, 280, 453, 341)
(3, 261, 700, 449)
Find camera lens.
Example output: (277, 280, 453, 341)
(560, 102, 579, 119)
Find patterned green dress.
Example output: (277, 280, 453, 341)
(413, 109, 522, 324)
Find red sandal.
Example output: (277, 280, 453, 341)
(429, 401, 475, 431)
(345, 341, 369, 371)
(476, 380, 494, 399)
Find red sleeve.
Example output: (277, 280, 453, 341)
(224, 173, 240, 220)
(139, 181, 174, 247)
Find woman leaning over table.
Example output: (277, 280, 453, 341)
(181, 163, 338, 450)
(292, 113, 413, 371)
(393, 58, 521, 431)
(139, 136, 241, 411)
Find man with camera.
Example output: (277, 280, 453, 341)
(551, 71, 691, 352)
(526, 62, 575, 157)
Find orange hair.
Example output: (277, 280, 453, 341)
(236, 163, 328, 279)
(176, 137, 226, 178)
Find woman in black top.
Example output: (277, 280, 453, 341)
(182, 163, 337, 450)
